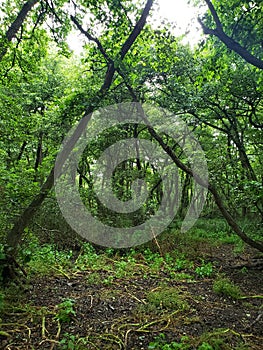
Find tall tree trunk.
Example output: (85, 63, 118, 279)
(178, 173, 191, 218)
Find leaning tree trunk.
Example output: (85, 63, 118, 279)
(144, 122, 263, 253)
(4, 0, 154, 277)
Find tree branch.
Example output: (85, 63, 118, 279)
(70, 15, 111, 64)
(0, 0, 39, 61)
(70, 0, 153, 91)
(120, 0, 153, 59)
(199, 0, 263, 70)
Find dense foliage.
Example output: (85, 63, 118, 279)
(0, 0, 262, 254)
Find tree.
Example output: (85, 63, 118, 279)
(0, 0, 72, 63)
(5, 0, 155, 254)
(56, 7, 263, 251)
(0, 0, 39, 61)
(199, 0, 263, 69)
(1, 0, 263, 282)
(118, 29, 263, 250)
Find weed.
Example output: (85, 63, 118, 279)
(172, 273, 193, 281)
(149, 256, 165, 273)
(114, 259, 136, 278)
(146, 287, 189, 311)
(105, 248, 115, 257)
(22, 242, 73, 275)
(174, 257, 192, 271)
(199, 328, 250, 350)
(233, 241, 245, 254)
(103, 275, 114, 285)
(197, 343, 214, 350)
(219, 234, 239, 245)
(55, 298, 76, 323)
(213, 277, 242, 299)
(195, 261, 213, 278)
(148, 334, 216, 350)
(60, 333, 76, 350)
(74, 244, 104, 271)
(60, 333, 88, 350)
(86, 272, 101, 285)
(240, 267, 248, 274)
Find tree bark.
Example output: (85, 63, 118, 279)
(0, 0, 39, 61)
(6, 168, 55, 249)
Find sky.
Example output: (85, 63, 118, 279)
(156, 0, 199, 29)
(67, 0, 204, 54)
(153, 0, 203, 44)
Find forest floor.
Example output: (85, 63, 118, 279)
(0, 240, 262, 350)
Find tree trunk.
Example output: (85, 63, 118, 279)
(5, 0, 154, 257)
(142, 121, 263, 253)
(6, 167, 55, 250)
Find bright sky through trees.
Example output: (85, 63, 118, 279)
(157, 0, 199, 31)
(67, 0, 203, 54)
(156, 0, 203, 44)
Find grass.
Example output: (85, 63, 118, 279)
(148, 330, 251, 350)
(213, 276, 243, 299)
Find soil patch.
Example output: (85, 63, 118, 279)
(0, 244, 262, 349)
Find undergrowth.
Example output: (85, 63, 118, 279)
(0, 219, 261, 349)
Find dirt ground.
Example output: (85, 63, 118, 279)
(0, 244, 262, 350)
